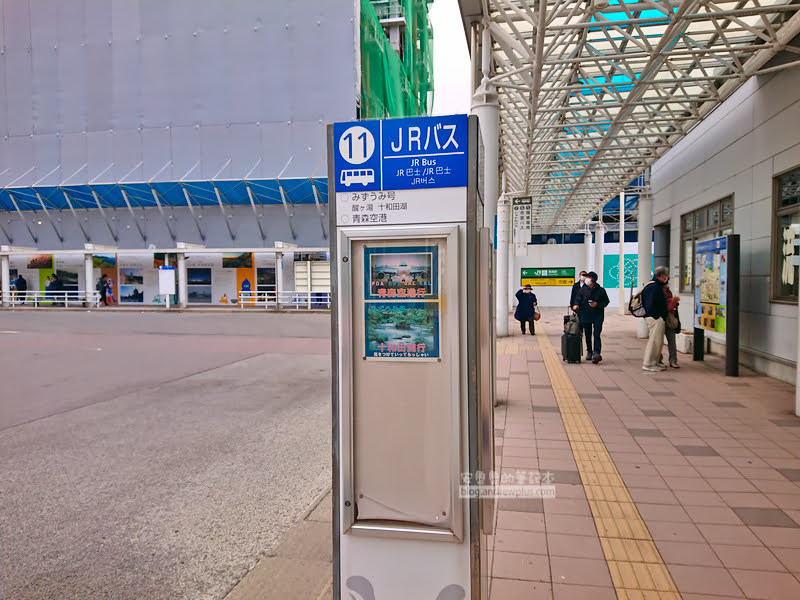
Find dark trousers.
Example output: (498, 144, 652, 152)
(581, 320, 603, 356)
(520, 318, 535, 334)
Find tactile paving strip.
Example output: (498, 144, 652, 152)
(537, 326, 683, 600)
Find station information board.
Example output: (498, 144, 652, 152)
(521, 267, 575, 286)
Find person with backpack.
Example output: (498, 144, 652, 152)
(640, 266, 670, 372)
(571, 271, 610, 363)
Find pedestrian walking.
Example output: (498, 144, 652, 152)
(570, 270, 587, 308)
(514, 284, 538, 335)
(97, 274, 108, 306)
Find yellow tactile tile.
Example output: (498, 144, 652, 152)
(534, 325, 682, 599)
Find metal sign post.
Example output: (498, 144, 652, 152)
(158, 265, 175, 309)
(329, 114, 494, 599)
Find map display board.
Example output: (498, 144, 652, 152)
(695, 237, 728, 333)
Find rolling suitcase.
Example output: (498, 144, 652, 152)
(562, 310, 582, 363)
(561, 333, 582, 363)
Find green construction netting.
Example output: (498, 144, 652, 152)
(361, 0, 434, 119)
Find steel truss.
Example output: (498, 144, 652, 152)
(483, 0, 800, 233)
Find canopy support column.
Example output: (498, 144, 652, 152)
(595, 206, 604, 286)
(619, 191, 626, 315)
(1, 252, 10, 307)
(637, 193, 654, 338)
(496, 195, 510, 337)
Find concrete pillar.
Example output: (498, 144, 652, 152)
(797, 295, 800, 416)
(637, 194, 654, 338)
(1, 254, 10, 307)
(84, 253, 94, 306)
(584, 230, 592, 274)
(177, 252, 188, 308)
(595, 207, 604, 286)
(275, 252, 284, 309)
(495, 196, 510, 336)
(619, 191, 626, 315)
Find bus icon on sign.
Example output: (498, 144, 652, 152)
(340, 168, 375, 187)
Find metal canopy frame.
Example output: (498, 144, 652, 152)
(471, 0, 800, 233)
(0, 177, 329, 214)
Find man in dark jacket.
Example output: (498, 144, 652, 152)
(571, 271, 610, 363)
(569, 270, 587, 307)
(14, 273, 27, 305)
(641, 266, 670, 371)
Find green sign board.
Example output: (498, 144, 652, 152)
(520, 267, 575, 279)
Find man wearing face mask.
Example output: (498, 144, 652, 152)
(572, 271, 610, 363)
(570, 271, 588, 308)
(641, 266, 670, 372)
(514, 284, 538, 335)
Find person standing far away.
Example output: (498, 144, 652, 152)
(97, 274, 108, 306)
(570, 270, 587, 308)
(572, 271, 610, 363)
(514, 284, 538, 335)
(14, 273, 27, 305)
(641, 266, 670, 371)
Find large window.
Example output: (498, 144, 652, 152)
(772, 167, 800, 303)
(680, 197, 734, 292)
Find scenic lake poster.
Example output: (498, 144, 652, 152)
(364, 301, 440, 359)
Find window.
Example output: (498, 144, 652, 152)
(680, 197, 733, 292)
(772, 167, 800, 302)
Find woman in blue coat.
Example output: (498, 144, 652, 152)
(514, 284, 538, 335)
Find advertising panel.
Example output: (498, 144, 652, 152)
(695, 237, 728, 333)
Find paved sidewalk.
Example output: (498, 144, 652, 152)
(492, 311, 800, 600)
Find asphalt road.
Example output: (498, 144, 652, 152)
(0, 311, 332, 600)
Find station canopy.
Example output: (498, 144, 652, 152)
(460, 0, 800, 233)
(0, 178, 328, 213)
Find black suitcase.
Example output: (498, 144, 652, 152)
(562, 333, 582, 363)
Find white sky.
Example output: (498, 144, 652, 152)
(428, 0, 472, 116)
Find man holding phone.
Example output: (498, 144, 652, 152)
(572, 271, 610, 364)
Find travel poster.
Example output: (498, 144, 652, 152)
(153, 253, 179, 268)
(222, 252, 253, 269)
(694, 237, 727, 333)
(363, 246, 437, 299)
(93, 254, 116, 269)
(27, 254, 53, 269)
(364, 301, 440, 359)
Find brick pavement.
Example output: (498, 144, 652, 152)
(492, 311, 800, 599)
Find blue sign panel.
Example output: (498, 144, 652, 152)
(696, 237, 727, 254)
(333, 114, 468, 193)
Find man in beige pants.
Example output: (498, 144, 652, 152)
(640, 266, 670, 372)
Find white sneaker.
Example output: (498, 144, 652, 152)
(642, 365, 663, 372)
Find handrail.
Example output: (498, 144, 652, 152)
(1, 290, 101, 308)
(238, 290, 331, 310)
